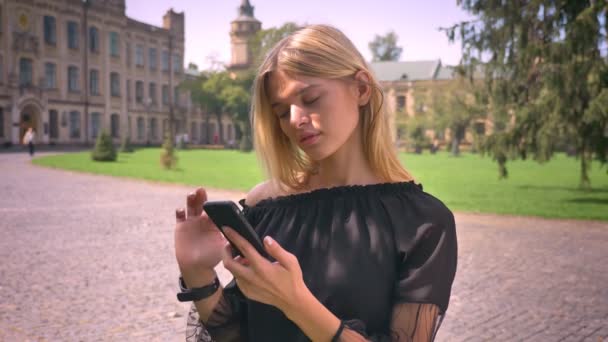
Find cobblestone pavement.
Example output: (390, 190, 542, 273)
(0, 152, 606, 341)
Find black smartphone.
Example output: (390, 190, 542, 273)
(202, 200, 270, 259)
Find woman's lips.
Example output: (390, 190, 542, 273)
(299, 133, 320, 146)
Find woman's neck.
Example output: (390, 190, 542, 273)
(306, 126, 380, 190)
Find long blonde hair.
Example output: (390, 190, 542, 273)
(251, 24, 414, 190)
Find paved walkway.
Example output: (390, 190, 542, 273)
(0, 152, 606, 341)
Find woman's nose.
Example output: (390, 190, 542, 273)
(289, 105, 310, 127)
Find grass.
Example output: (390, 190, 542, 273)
(33, 148, 608, 221)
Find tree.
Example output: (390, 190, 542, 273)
(181, 71, 233, 145)
(221, 84, 252, 151)
(423, 72, 488, 156)
(249, 22, 301, 69)
(443, 0, 608, 188)
(187, 62, 198, 71)
(403, 115, 430, 154)
(160, 130, 177, 169)
(368, 31, 403, 62)
(91, 131, 117, 162)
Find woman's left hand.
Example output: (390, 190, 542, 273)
(221, 227, 309, 316)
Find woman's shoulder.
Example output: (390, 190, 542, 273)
(243, 180, 284, 207)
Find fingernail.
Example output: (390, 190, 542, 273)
(264, 236, 273, 246)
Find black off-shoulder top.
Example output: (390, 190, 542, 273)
(189, 181, 458, 342)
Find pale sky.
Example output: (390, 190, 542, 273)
(125, 0, 474, 70)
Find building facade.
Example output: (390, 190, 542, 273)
(371, 59, 492, 146)
(0, 0, 192, 147)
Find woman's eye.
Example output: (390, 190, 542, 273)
(278, 111, 289, 119)
(303, 97, 320, 105)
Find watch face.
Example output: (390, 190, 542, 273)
(18, 13, 30, 31)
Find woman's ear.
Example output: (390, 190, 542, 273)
(354, 70, 372, 107)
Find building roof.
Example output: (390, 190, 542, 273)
(370, 59, 453, 82)
(435, 65, 456, 80)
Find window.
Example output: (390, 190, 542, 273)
(135, 81, 143, 103)
(109, 32, 119, 57)
(397, 95, 406, 111)
(474, 122, 486, 135)
(0, 55, 3, 84)
(137, 117, 144, 140)
(90, 69, 99, 95)
(125, 42, 131, 66)
(89, 27, 99, 53)
(67, 21, 79, 49)
(45, 63, 56, 89)
(68, 66, 79, 92)
(173, 53, 181, 73)
(162, 85, 169, 105)
(174, 87, 179, 105)
(149, 83, 156, 104)
(111, 113, 120, 138)
(149, 48, 157, 70)
(91, 112, 101, 138)
(191, 122, 197, 141)
(19, 58, 33, 86)
(150, 118, 157, 140)
(49, 110, 58, 139)
(110, 72, 120, 97)
(69, 111, 81, 138)
(44, 16, 56, 45)
(135, 45, 144, 67)
(161, 50, 169, 71)
(200, 123, 207, 143)
(126, 79, 131, 101)
(0, 108, 3, 138)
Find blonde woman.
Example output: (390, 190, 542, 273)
(175, 24, 457, 342)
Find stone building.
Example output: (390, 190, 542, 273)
(370, 59, 491, 146)
(0, 0, 192, 147)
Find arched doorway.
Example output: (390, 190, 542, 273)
(19, 104, 41, 143)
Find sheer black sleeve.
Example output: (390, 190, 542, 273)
(185, 280, 246, 342)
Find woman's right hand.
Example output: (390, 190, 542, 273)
(174, 188, 227, 285)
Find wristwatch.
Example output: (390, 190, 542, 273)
(177, 275, 221, 302)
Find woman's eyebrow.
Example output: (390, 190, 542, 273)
(271, 84, 321, 108)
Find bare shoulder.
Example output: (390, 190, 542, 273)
(244, 180, 282, 207)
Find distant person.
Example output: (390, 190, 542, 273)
(174, 24, 457, 342)
(22, 127, 36, 157)
(213, 133, 219, 145)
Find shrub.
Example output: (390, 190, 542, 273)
(91, 131, 117, 162)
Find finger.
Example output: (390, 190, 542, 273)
(186, 187, 208, 218)
(175, 208, 186, 223)
(264, 236, 298, 271)
(223, 227, 266, 270)
(234, 255, 250, 266)
(186, 192, 197, 218)
(222, 243, 255, 281)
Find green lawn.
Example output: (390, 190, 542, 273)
(33, 148, 608, 221)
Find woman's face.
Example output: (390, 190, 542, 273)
(266, 70, 366, 161)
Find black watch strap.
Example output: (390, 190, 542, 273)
(177, 276, 221, 302)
